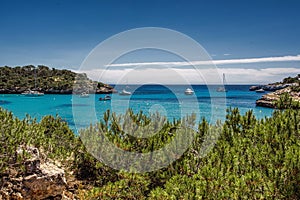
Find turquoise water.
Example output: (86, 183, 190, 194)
(0, 85, 274, 132)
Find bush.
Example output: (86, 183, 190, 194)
(1, 107, 300, 199)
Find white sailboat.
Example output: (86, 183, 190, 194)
(255, 88, 265, 93)
(119, 81, 131, 95)
(217, 73, 228, 92)
(184, 88, 194, 95)
(119, 88, 132, 96)
(22, 68, 44, 96)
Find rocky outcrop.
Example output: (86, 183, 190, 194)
(22, 162, 67, 199)
(96, 86, 117, 94)
(45, 88, 73, 94)
(256, 87, 300, 108)
(0, 86, 116, 94)
(249, 83, 294, 91)
(249, 85, 261, 91)
(256, 95, 278, 108)
(0, 146, 75, 200)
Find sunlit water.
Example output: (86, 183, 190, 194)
(0, 85, 274, 133)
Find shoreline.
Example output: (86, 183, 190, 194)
(256, 87, 300, 108)
(0, 88, 117, 94)
(250, 75, 300, 108)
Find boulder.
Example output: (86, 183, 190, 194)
(22, 162, 67, 199)
(249, 85, 261, 91)
(0, 146, 68, 200)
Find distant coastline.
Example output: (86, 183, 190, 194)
(252, 74, 300, 108)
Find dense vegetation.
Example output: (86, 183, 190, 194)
(282, 74, 300, 92)
(0, 106, 300, 199)
(276, 92, 300, 109)
(0, 65, 110, 93)
(255, 74, 300, 109)
(282, 74, 300, 84)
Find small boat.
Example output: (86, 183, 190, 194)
(99, 95, 111, 101)
(184, 88, 194, 95)
(216, 87, 227, 92)
(22, 68, 44, 96)
(255, 88, 265, 93)
(21, 90, 44, 96)
(217, 73, 228, 92)
(119, 89, 131, 96)
(80, 92, 90, 98)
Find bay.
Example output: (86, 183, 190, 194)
(0, 85, 273, 132)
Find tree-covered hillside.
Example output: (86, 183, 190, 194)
(0, 65, 115, 94)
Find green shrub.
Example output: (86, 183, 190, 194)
(276, 92, 300, 109)
(1, 107, 300, 199)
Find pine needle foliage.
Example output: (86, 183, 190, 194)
(1, 107, 300, 199)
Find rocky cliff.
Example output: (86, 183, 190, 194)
(254, 74, 300, 108)
(256, 86, 300, 108)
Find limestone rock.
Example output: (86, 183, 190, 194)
(1, 146, 70, 200)
(250, 83, 291, 91)
(249, 85, 261, 91)
(255, 87, 300, 108)
(22, 162, 67, 199)
(96, 86, 117, 94)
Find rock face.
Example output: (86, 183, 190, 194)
(249, 85, 261, 91)
(256, 95, 278, 108)
(22, 162, 67, 199)
(249, 84, 292, 91)
(45, 88, 73, 94)
(256, 87, 300, 108)
(0, 146, 70, 200)
(96, 86, 117, 94)
(0, 86, 116, 94)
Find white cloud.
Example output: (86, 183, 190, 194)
(78, 55, 300, 84)
(107, 54, 300, 68)
(223, 53, 231, 56)
(215, 68, 299, 84)
(81, 67, 300, 84)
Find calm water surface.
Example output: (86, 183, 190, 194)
(0, 85, 274, 132)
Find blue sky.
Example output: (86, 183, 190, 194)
(0, 0, 300, 83)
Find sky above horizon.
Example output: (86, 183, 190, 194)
(1, 0, 300, 84)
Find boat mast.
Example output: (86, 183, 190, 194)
(34, 67, 37, 90)
(223, 73, 226, 85)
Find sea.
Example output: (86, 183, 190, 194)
(0, 85, 274, 133)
